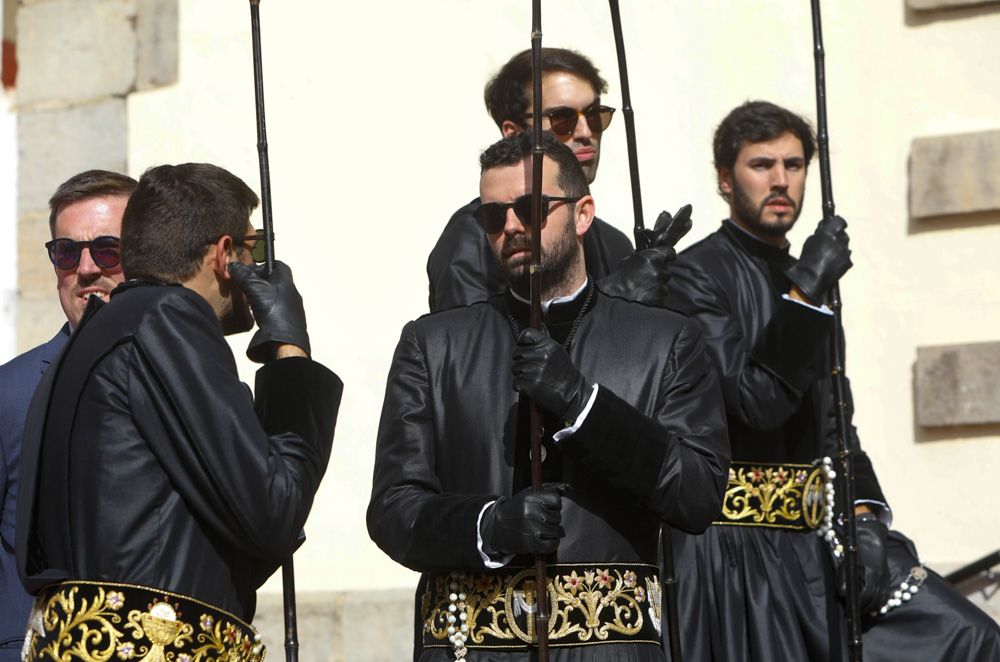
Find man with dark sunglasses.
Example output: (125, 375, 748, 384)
(428, 47, 680, 313)
(370, 132, 729, 661)
(15, 163, 342, 657)
(0, 170, 135, 661)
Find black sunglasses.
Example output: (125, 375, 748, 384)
(475, 193, 581, 234)
(45, 236, 121, 271)
(206, 230, 269, 264)
(524, 104, 616, 138)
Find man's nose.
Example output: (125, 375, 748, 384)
(76, 247, 101, 277)
(572, 112, 593, 142)
(503, 207, 527, 235)
(771, 165, 788, 189)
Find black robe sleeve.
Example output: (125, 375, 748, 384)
(128, 293, 342, 563)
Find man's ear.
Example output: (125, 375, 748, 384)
(501, 120, 522, 138)
(211, 236, 235, 280)
(573, 194, 595, 238)
(718, 168, 734, 198)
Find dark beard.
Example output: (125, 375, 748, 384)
(731, 178, 802, 239)
(499, 214, 579, 298)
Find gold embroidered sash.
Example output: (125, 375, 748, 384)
(714, 461, 828, 530)
(22, 580, 264, 662)
(421, 563, 662, 651)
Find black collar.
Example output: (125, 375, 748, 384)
(721, 219, 794, 267)
(504, 278, 596, 347)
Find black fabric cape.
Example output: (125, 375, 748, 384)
(426, 199, 633, 312)
(368, 287, 731, 661)
(15, 281, 342, 621)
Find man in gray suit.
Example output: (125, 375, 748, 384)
(0, 170, 134, 660)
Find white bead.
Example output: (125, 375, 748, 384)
(448, 604, 457, 613)
(459, 612, 468, 621)
(448, 626, 456, 635)
(450, 592, 458, 601)
(909, 585, 919, 594)
(461, 624, 469, 633)
(893, 591, 902, 600)
(825, 530, 835, 541)
(902, 593, 911, 602)
(447, 615, 456, 624)
(880, 606, 888, 614)
(900, 582, 909, 591)
(459, 593, 466, 601)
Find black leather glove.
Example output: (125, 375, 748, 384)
(839, 513, 891, 614)
(512, 327, 593, 422)
(856, 515, 891, 613)
(784, 215, 852, 303)
(600, 205, 694, 305)
(228, 260, 310, 363)
(480, 484, 569, 557)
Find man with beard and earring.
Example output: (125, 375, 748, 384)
(0, 170, 134, 661)
(15, 163, 342, 658)
(664, 100, 1000, 661)
(369, 131, 730, 662)
(427, 48, 682, 313)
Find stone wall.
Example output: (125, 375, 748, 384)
(13, 0, 176, 351)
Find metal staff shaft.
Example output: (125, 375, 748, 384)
(809, 1, 862, 659)
(608, 3, 681, 657)
(608, 0, 648, 249)
(529, 2, 551, 660)
(248, 4, 295, 662)
(250, 0, 275, 274)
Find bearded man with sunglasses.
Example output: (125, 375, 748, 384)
(0, 170, 135, 660)
(14, 163, 342, 657)
(428, 48, 682, 313)
(370, 132, 729, 662)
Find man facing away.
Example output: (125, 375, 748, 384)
(0, 170, 134, 660)
(15, 163, 342, 659)
(370, 131, 730, 661)
(427, 47, 636, 312)
(665, 100, 1000, 661)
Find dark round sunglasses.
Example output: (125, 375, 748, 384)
(475, 193, 581, 234)
(207, 230, 269, 264)
(45, 236, 121, 271)
(524, 104, 616, 138)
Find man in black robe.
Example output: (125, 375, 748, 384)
(16, 163, 342, 659)
(665, 100, 1000, 661)
(426, 48, 637, 312)
(370, 131, 730, 661)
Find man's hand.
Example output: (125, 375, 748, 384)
(600, 205, 693, 305)
(839, 514, 891, 614)
(228, 260, 310, 363)
(512, 328, 593, 422)
(785, 215, 852, 304)
(480, 484, 569, 557)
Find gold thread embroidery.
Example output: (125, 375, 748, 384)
(720, 462, 826, 529)
(423, 566, 659, 647)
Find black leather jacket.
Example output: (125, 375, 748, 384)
(368, 286, 730, 572)
(666, 221, 885, 504)
(16, 281, 343, 620)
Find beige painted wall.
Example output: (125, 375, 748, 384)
(123, 0, 1000, 597)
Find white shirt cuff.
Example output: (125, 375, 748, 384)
(552, 384, 600, 443)
(782, 293, 833, 316)
(476, 500, 514, 569)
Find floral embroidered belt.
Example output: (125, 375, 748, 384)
(421, 563, 662, 656)
(714, 460, 830, 531)
(22, 580, 264, 662)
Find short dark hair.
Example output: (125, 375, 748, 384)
(484, 48, 608, 130)
(48, 170, 138, 236)
(121, 163, 259, 283)
(479, 131, 590, 199)
(713, 100, 817, 174)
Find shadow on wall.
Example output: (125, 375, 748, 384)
(904, 0, 1000, 27)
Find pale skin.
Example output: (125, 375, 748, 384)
(52, 196, 128, 329)
(718, 131, 820, 307)
(479, 155, 594, 301)
(182, 226, 305, 359)
(501, 71, 604, 184)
